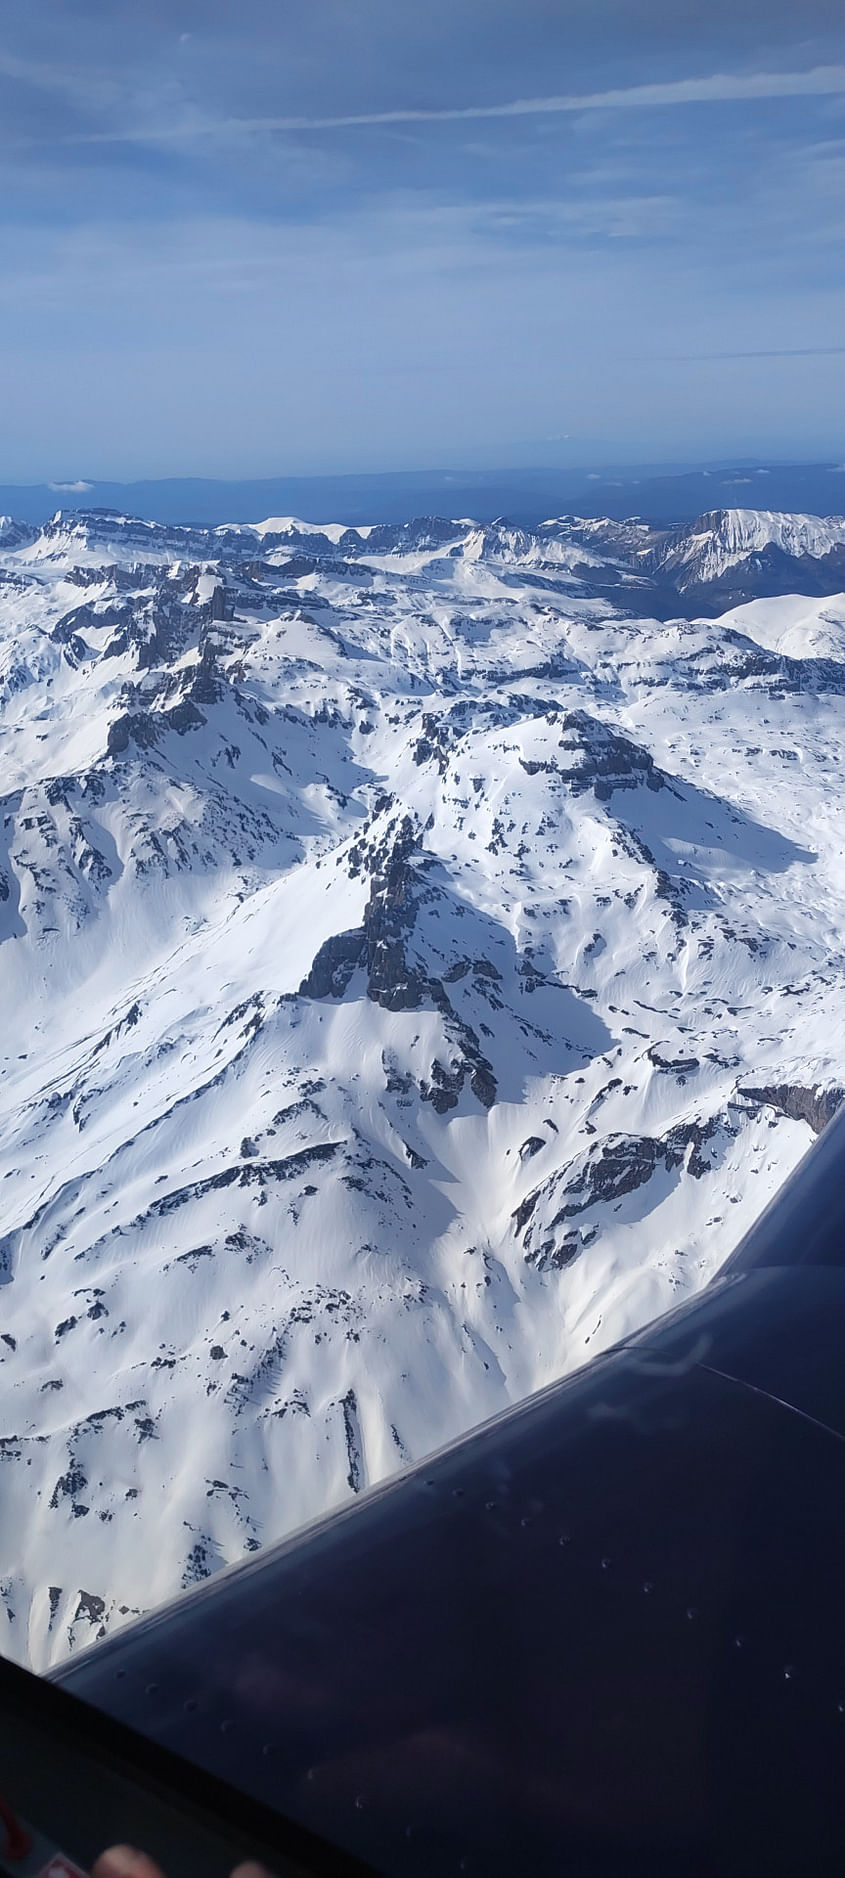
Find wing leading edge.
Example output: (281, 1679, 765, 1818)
(56, 1109, 845, 1875)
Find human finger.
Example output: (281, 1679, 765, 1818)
(92, 1845, 167, 1878)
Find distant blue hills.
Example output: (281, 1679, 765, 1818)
(2, 460, 844, 528)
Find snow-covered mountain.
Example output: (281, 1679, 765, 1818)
(643, 506, 845, 601)
(2, 504, 845, 1671)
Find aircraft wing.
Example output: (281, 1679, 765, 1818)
(52, 1107, 845, 1876)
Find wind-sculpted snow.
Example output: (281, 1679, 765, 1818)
(1, 504, 845, 1670)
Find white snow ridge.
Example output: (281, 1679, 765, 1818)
(1, 504, 845, 1671)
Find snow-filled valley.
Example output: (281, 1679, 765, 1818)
(2, 502, 845, 1671)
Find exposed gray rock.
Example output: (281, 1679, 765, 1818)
(738, 1084, 845, 1136)
(515, 1116, 722, 1255)
(299, 927, 366, 999)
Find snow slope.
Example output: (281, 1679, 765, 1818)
(718, 592, 845, 661)
(1, 507, 844, 1670)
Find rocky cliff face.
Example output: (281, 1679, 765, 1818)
(738, 1084, 845, 1135)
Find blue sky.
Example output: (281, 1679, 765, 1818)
(2, 0, 845, 480)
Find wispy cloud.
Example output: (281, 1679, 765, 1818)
(33, 62, 845, 146)
(0, 47, 122, 112)
(672, 345, 845, 359)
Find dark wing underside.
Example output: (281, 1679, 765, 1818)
(56, 1110, 845, 1877)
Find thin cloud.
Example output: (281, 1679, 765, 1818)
(671, 345, 845, 359)
(34, 61, 845, 145)
(0, 48, 121, 110)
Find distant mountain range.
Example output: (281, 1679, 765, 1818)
(2, 500, 845, 1668)
(2, 458, 845, 528)
(4, 500, 845, 615)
